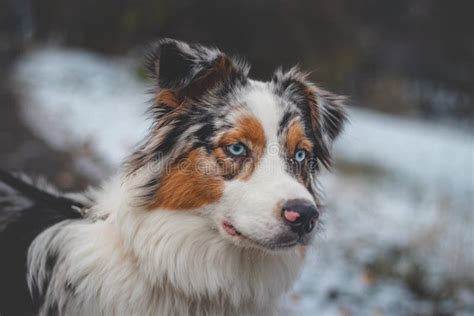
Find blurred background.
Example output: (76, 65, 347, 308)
(1, 0, 473, 315)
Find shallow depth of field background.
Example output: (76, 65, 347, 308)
(1, 1, 473, 315)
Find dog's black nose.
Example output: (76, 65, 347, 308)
(282, 199, 319, 235)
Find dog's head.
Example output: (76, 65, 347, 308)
(125, 39, 346, 251)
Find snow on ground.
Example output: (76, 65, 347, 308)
(14, 47, 150, 178)
(336, 109, 473, 195)
(13, 47, 474, 315)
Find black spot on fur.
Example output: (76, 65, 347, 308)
(137, 177, 161, 205)
(64, 280, 77, 298)
(157, 41, 196, 89)
(154, 114, 192, 156)
(277, 111, 297, 136)
(194, 122, 216, 151)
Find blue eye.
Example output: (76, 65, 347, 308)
(295, 149, 306, 162)
(227, 143, 247, 157)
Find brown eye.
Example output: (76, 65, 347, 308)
(226, 143, 248, 157)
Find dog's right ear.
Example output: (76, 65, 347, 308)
(146, 39, 249, 106)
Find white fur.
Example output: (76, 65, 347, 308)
(215, 83, 315, 246)
(28, 181, 304, 315)
(27, 82, 316, 315)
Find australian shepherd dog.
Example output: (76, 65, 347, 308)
(0, 39, 347, 315)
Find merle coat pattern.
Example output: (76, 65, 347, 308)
(0, 39, 346, 315)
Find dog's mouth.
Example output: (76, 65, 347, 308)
(222, 220, 241, 236)
(221, 220, 299, 250)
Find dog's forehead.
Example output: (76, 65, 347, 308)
(234, 80, 286, 142)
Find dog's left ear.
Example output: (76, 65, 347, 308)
(146, 39, 249, 107)
(273, 68, 348, 167)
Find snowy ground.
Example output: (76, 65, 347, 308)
(13, 47, 474, 315)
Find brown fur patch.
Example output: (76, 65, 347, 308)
(286, 119, 314, 186)
(286, 119, 313, 155)
(150, 149, 224, 210)
(155, 89, 183, 108)
(215, 115, 266, 180)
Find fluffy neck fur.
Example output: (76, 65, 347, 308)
(28, 174, 304, 315)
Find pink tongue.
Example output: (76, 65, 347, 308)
(223, 222, 237, 236)
(284, 210, 300, 222)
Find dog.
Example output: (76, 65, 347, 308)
(0, 39, 347, 315)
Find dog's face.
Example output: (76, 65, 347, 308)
(126, 39, 346, 251)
